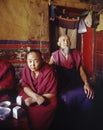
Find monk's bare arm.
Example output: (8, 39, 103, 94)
(24, 87, 55, 105)
(80, 66, 94, 99)
(80, 66, 88, 83)
(49, 56, 55, 65)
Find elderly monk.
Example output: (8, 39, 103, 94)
(49, 35, 94, 130)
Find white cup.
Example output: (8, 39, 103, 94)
(16, 96, 22, 106)
(13, 106, 21, 119)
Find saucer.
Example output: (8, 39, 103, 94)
(0, 101, 11, 107)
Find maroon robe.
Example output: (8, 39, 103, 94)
(0, 60, 15, 101)
(19, 63, 58, 130)
(52, 49, 81, 69)
(51, 49, 82, 90)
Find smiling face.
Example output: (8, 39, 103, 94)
(27, 51, 43, 72)
(57, 35, 71, 50)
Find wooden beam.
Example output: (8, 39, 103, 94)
(54, 0, 91, 10)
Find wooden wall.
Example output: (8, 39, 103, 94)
(54, 0, 90, 9)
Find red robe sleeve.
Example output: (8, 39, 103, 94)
(0, 61, 15, 90)
(19, 64, 58, 100)
(72, 49, 81, 70)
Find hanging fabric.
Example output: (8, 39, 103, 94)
(58, 27, 66, 36)
(67, 28, 77, 49)
(49, 0, 55, 21)
(58, 27, 77, 49)
(56, 16, 79, 29)
(84, 11, 92, 28)
(78, 19, 87, 34)
(55, 12, 79, 49)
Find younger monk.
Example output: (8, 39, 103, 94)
(19, 49, 57, 130)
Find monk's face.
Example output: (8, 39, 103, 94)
(58, 35, 71, 50)
(27, 52, 42, 72)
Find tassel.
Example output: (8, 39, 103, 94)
(49, 0, 55, 21)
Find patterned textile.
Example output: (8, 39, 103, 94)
(0, 40, 50, 81)
(56, 16, 79, 29)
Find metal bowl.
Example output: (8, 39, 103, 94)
(0, 107, 11, 120)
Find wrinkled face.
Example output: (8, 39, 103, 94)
(27, 52, 42, 72)
(58, 35, 71, 49)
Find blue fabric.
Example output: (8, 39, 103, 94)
(61, 87, 93, 112)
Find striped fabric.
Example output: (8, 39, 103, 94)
(0, 40, 50, 80)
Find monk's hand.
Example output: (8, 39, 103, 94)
(36, 95, 45, 105)
(84, 82, 94, 99)
(24, 97, 36, 106)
